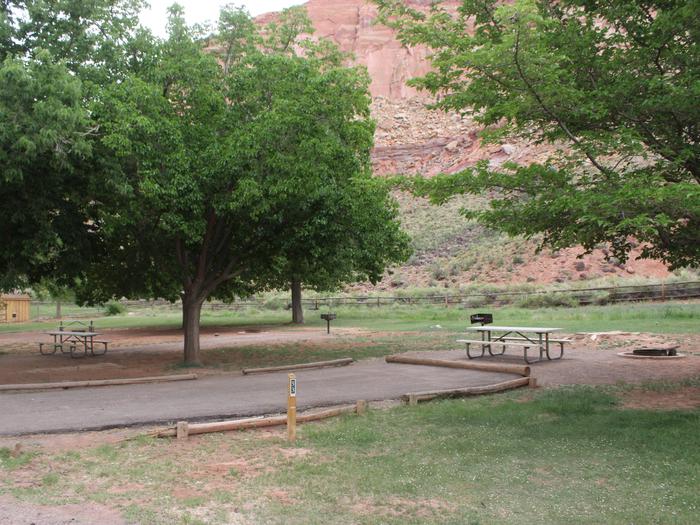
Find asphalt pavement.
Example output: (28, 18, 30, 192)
(0, 357, 514, 435)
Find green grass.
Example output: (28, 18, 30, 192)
(1, 385, 697, 524)
(2, 300, 699, 336)
(0, 447, 36, 470)
(323, 301, 700, 334)
(251, 386, 700, 524)
(200, 333, 451, 371)
(0, 310, 292, 334)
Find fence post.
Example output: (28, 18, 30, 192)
(287, 373, 297, 442)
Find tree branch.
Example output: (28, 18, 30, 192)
(512, 22, 610, 176)
(175, 238, 192, 287)
(195, 208, 217, 284)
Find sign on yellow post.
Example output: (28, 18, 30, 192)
(287, 373, 297, 441)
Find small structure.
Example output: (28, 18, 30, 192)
(321, 312, 336, 334)
(0, 294, 31, 323)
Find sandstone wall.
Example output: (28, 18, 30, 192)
(259, 0, 446, 99)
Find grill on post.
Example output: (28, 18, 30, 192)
(470, 313, 493, 326)
(320, 313, 336, 334)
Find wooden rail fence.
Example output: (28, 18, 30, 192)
(30, 281, 700, 319)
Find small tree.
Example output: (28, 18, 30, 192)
(278, 179, 410, 324)
(377, 0, 700, 268)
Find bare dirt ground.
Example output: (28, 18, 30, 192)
(0, 495, 126, 525)
(0, 326, 366, 384)
(431, 331, 700, 388)
(1, 326, 697, 386)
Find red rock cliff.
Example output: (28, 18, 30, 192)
(259, 0, 445, 99)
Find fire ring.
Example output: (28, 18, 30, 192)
(618, 346, 686, 359)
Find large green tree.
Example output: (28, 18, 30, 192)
(81, 6, 407, 363)
(0, 0, 147, 290)
(377, 0, 700, 268)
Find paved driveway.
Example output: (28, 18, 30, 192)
(0, 356, 514, 435)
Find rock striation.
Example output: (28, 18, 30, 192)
(259, 0, 442, 99)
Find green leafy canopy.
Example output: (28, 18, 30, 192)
(0, 0, 148, 290)
(78, 5, 409, 362)
(376, 0, 700, 269)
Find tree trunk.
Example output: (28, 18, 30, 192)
(56, 301, 62, 319)
(182, 295, 204, 365)
(291, 278, 304, 324)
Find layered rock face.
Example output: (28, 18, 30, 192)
(260, 0, 439, 99)
(370, 97, 558, 177)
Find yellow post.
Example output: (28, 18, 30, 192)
(287, 373, 297, 442)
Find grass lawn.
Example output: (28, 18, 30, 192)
(2, 300, 700, 335)
(198, 333, 449, 371)
(1, 383, 698, 524)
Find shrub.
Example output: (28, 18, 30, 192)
(514, 293, 579, 309)
(429, 263, 447, 280)
(104, 301, 126, 316)
(262, 297, 287, 310)
(589, 291, 610, 305)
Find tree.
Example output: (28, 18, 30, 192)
(80, 6, 406, 364)
(250, 9, 410, 324)
(0, 0, 147, 290)
(376, 0, 700, 269)
(277, 178, 410, 324)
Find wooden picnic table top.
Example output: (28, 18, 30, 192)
(47, 331, 100, 337)
(466, 326, 562, 333)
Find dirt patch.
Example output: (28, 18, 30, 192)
(265, 488, 296, 505)
(621, 387, 700, 410)
(0, 495, 125, 525)
(0, 428, 136, 454)
(350, 495, 455, 519)
(0, 326, 369, 385)
(431, 331, 700, 387)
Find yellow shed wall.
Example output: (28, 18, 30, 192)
(0, 296, 30, 323)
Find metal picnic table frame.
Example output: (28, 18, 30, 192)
(39, 320, 108, 358)
(464, 325, 564, 364)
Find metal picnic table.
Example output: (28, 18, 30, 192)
(39, 320, 108, 358)
(459, 325, 567, 364)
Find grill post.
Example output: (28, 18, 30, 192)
(320, 313, 336, 334)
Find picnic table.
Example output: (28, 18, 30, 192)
(39, 322, 109, 358)
(457, 325, 569, 364)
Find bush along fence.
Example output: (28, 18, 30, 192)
(295, 280, 700, 309)
(27, 280, 700, 319)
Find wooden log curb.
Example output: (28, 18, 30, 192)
(401, 377, 532, 404)
(384, 354, 530, 377)
(242, 357, 354, 375)
(0, 373, 198, 392)
(154, 403, 362, 438)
